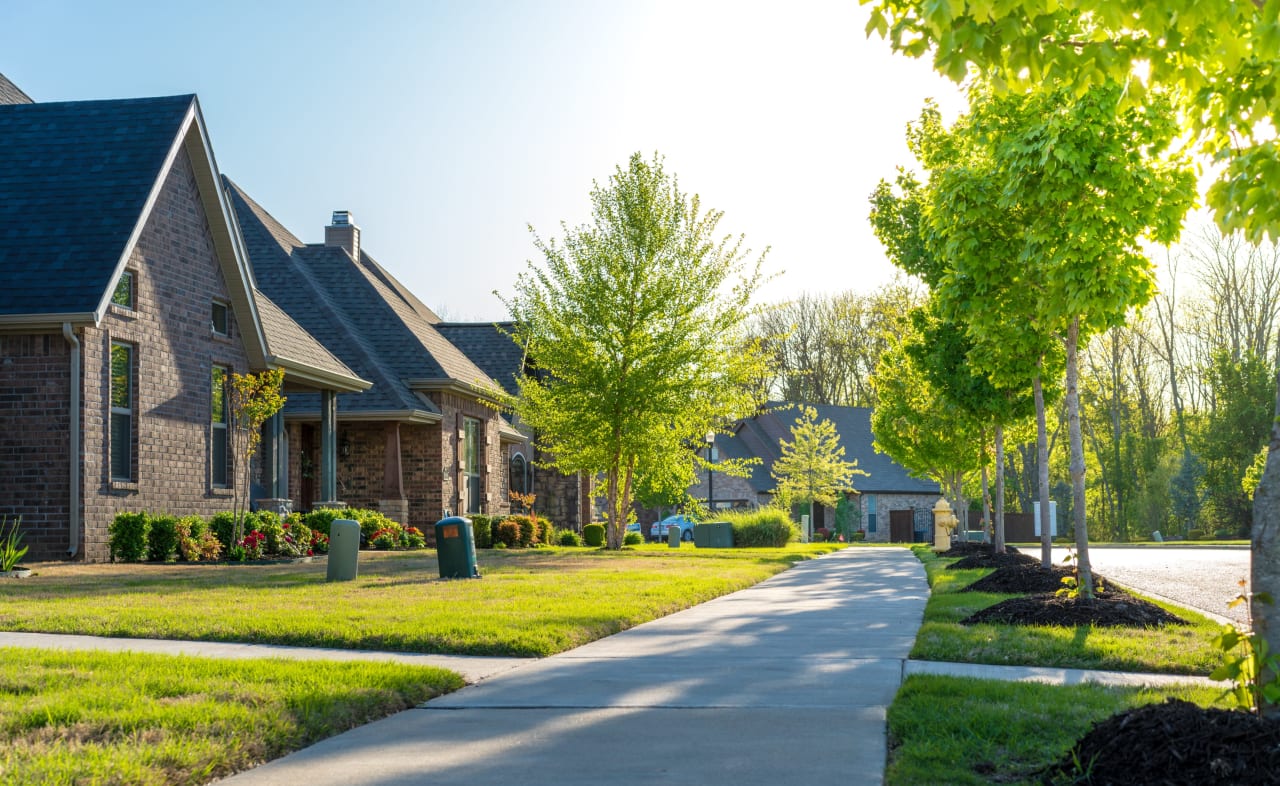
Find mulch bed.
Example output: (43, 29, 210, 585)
(960, 563, 1076, 594)
(938, 541, 998, 558)
(962, 588, 1187, 628)
(946, 548, 1040, 570)
(1040, 699, 1280, 785)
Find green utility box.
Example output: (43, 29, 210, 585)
(435, 516, 479, 579)
(327, 519, 360, 581)
(694, 522, 734, 549)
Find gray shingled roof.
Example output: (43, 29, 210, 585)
(225, 177, 502, 419)
(254, 289, 362, 384)
(721, 401, 940, 496)
(0, 95, 193, 317)
(0, 73, 33, 104)
(435, 322, 523, 397)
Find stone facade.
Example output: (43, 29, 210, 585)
(858, 492, 943, 543)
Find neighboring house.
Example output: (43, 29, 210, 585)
(0, 81, 369, 562)
(224, 183, 539, 531)
(688, 402, 942, 543)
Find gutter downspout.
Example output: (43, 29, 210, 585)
(62, 323, 81, 558)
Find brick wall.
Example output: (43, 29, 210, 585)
(78, 148, 251, 560)
(0, 334, 73, 560)
(859, 492, 942, 543)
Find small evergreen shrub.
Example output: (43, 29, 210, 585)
(509, 515, 535, 547)
(1213, 528, 1234, 540)
(583, 523, 606, 547)
(558, 529, 584, 547)
(471, 515, 493, 548)
(146, 514, 180, 562)
(1187, 528, 1206, 541)
(723, 508, 796, 548)
(209, 511, 238, 552)
(303, 508, 340, 536)
(623, 531, 644, 546)
(494, 519, 521, 548)
(108, 512, 150, 562)
(851, 530, 866, 542)
(344, 508, 402, 542)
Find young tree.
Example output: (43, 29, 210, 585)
(771, 406, 868, 527)
(502, 153, 768, 549)
(864, 0, 1280, 714)
(226, 368, 286, 545)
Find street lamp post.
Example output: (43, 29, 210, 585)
(705, 431, 717, 513)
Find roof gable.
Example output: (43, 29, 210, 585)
(0, 73, 33, 104)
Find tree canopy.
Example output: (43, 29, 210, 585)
(771, 406, 867, 513)
(501, 152, 768, 548)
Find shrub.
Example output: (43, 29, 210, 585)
(343, 508, 403, 543)
(146, 514, 180, 562)
(1188, 528, 1206, 541)
(369, 528, 400, 550)
(494, 541, 508, 550)
(309, 529, 329, 554)
(108, 512, 150, 562)
(623, 531, 644, 546)
(558, 529, 584, 547)
(240, 530, 267, 560)
(471, 515, 493, 548)
(851, 530, 866, 542)
(1213, 528, 1234, 540)
(813, 527, 831, 543)
(247, 511, 289, 556)
(494, 519, 521, 548)
(401, 526, 427, 549)
(209, 511, 238, 552)
(509, 515, 536, 547)
(583, 523, 606, 547)
(175, 515, 221, 562)
(303, 508, 340, 537)
(723, 508, 796, 548)
(286, 521, 314, 556)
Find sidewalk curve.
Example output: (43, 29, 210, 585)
(217, 547, 929, 786)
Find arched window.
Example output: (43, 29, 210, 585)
(510, 453, 528, 496)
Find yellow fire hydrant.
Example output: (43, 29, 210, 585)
(933, 498, 957, 552)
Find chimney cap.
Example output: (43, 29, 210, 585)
(330, 210, 354, 226)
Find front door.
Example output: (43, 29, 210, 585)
(889, 510, 914, 543)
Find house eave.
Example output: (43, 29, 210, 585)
(267, 355, 371, 393)
(282, 409, 442, 425)
(0, 313, 96, 330)
(405, 377, 503, 404)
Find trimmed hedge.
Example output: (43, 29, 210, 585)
(471, 515, 493, 548)
(109, 512, 150, 562)
(557, 529, 584, 547)
(209, 512, 237, 552)
(146, 514, 180, 562)
(582, 523, 605, 547)
(494, 519, 521, 548)
(722, 508, 797, 548)
(623, 531, 644, 546)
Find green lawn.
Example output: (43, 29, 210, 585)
(886, 675, 1229, 785)
(908, 546, 1226, 675)
(0, 647, 461, 785)
(5, 544, 840, 657)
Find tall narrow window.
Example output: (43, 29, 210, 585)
(110, 342, 133, 481)
(211, 366, 229, 487)
(509, 453, 528, 497)
(867, 495, 877, 534)
(111, 271, 134, 310)
(211, 301, 229, 336)
(464, 417, 481, 514)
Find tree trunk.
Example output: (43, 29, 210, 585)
(1253, 365, 1280, 717)
(606, 464, 622, 550)
(1035, 370, 1052, 568)
(1066, 317, 1094, 598)
(994, 423, 1006, 554)
(981, 442, 992, 545)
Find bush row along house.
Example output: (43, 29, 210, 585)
(0, 74, 591, 562)
(686, 402, 941, 543)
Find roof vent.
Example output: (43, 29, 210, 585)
(330, 210, 352, 227)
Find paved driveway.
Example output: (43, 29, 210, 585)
(1049, 546, 1249, 625)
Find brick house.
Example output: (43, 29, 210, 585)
(0, 83, 369, 562)
(687, 402, 942, 542)
(223, 182, 542, 531)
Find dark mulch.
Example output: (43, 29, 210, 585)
(961, 563, 1076, 594)
(947, 548, 1039, 570)
(962, 589, 1187, 628)
(938, 541, 999, 558)
(1041, 699, 1280, 785)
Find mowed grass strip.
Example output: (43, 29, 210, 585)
(2, 545, 840, 657)
(0, 647, 461, 785)
(908, 546, 1225, 675)
(886, 675, 1228, 786)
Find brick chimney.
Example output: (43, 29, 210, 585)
(325, 210, 360, 261)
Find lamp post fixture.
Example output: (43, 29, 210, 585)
(705, 431, 717, 513)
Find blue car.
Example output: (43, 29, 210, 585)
(650, 514, 696, 542)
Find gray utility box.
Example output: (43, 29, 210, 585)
(668, 524, 682, 548)
(327, 519, 360, 581)
(435, 516, 479, 579)
(694, 522, 734, 549)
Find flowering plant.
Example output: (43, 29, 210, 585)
(370, 527, 400, 550)
(239, 530, 266, 560)
(309, 529, 329, 555)
(401, 526, 426, 549)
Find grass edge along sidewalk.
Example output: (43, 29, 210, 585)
(0, 646, 462, 785)
(887, 545, 1233, 785)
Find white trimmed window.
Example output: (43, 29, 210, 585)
(211, 301, 229, 336)
(211, 366, 230, 487)
(109, 342, 134, 481)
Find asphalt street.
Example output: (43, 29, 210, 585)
(1048, 546, 1249, 625)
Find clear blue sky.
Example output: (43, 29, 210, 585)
(3, 0, 966, 321)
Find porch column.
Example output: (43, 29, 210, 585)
(319, 389, 339, 505)
(380, 422, 409, 523)
(254, 412, 293, 516)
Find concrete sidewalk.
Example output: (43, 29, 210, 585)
(218, 547, 929, 786)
